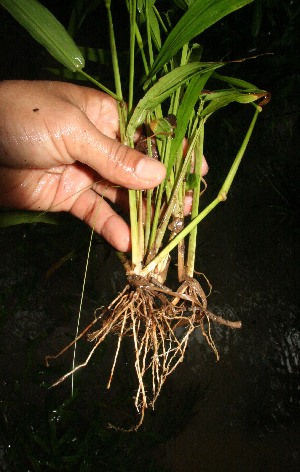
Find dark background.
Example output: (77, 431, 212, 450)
(0, 1, 299, 471)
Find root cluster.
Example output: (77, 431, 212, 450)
(47, 275, 241, 431)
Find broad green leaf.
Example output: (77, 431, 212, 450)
(0, 0, 85, 72)
(126, 61, 223, 138)
(147, 0, 254, 79)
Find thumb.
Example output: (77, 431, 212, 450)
(66, 118, 166, 189)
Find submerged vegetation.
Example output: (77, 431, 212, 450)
(1, 0, 270, 429)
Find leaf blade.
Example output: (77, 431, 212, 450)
(0, 0, 85, 72)
(126, 61, 223, 138)
(148, 0, 254, 79)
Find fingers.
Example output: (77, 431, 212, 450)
(55, 83, 167, 190)
(66, 120, 166, 190)
(69, 187, 131, 252)
(0, 81, 166, 191)
(80, 85, 120, 139)
(0, 162, 131, 251)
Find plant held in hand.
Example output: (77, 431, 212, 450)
(2, 0, 270, 429)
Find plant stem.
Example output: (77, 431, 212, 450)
(150, 120, 204, 259)
(186, 120, 204, 277)
(153, 5, 168, 34)
(105, 1, 141, 269)
(145, 1, 154, 68)
(141, 106, 261, 278)
(105, 0, 123, 100)
(218, 106, 261, 198)
(171, 44, 189, 116)
(129, 188, 140, 272)
(78, 70, 119, 100)
(141, 197, 219, 277)
(144, 189, 152, 252)
(128, 0, 136, 113)
(135, 23, 149, 75)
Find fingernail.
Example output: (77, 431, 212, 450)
(135, 157, 166, 182)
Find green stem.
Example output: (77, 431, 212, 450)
(171, 44, 189, 116)
(135, 23, 149, 75)
(129, 188, 140, 271)
(141, 107, 261, 278)
(138, 189, 144, 261)
(128, 0, 136, 113)
(141, 197, 219, 277)
(153, 5, 168, 34)
(186, 120, 204, 277)
(150, 120, 204, 258)
(105, 0, 123, 100)
(145, 1, 154, 68)
(219, 106, 261, 198)
(105, 1, 141, 269)
(146, 112, 171, 257)
(146, 173, 164, 260)
(78, 70, 119, 100)
(144, 189, 152, 252)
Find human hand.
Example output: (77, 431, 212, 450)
(0, 80, 208, 251)
(0, 80, 166, 251)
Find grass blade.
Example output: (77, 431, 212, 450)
(200, 88, 266, 117)
(147, 0, 254, 79)
(0, 0, 85, 71)
(126, 61, 223, 138)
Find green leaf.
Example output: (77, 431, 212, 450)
(167, 71, 212, 178)
(126, 61, 223, 138)
(147, 0, 254, 79)
(0, 211, 59, 228)
(200, 88, 266, 117)
(149, 4, 162, 50)
(213, 71, 258, 89)
(0, 0, 85, 72)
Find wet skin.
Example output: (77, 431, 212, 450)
(0, 80, 208, 251)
